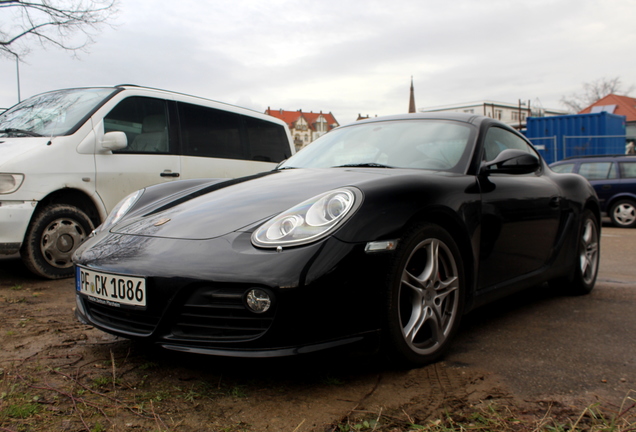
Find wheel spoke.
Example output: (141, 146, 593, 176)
(402, 268, 427, 291)
(403, 304, 429, 343)
(432, 276, 459, 317)
(420, 239, 440, 288)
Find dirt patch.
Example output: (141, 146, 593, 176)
(0, 259, 632, 431)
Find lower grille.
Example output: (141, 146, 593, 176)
(84, 301, 160, 335)
(171, 287, 274, 341)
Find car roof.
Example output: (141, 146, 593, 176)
(552, 154, 636, 164)
(343, 112, 500, 128)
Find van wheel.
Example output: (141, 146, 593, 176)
(21, 205, 94, 279)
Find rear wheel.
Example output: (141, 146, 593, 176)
(609, 199, 636, 228)
(20, 204, 94, 279)
(553, 210, 600, 295)
(384, 223, 465, 367)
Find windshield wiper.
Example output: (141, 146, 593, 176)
(332, 163, 393, 168)
(0, 128, 43, 137)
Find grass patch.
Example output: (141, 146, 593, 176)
(335, 393, 636, 431)
(1, 402, 40, 419)
(0, 390, 41, 422)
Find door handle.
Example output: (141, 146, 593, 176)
(160, 171, 180, 178)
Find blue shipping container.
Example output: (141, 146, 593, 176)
(525, 112, 626, 164)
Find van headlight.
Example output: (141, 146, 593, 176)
(98, 189, 144, 232)
(252, 188, 360, 248)
(0, 174, 24, 194)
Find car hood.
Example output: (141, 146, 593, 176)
(111, 168, 435, 240)
(0, 136, 52, 167)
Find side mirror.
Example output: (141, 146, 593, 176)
(481, 149, 540, 175)
(100, 131, 128, 151)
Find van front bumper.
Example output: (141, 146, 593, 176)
(0, 200, 37, 255)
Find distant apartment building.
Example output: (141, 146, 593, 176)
(420, 100, 567, 129)
(265, 108, 339, 150)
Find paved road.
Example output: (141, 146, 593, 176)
(446, 224, 636, 403)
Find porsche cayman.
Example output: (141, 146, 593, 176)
(73, 113, 600, 366)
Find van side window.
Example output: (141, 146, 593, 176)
(179, 103, 243, 159)
(244, 116, 290, 162)
(104, 97, 170, 153)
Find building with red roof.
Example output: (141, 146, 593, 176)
(579, 93, 636, 139)
(265, 108, 339, 150)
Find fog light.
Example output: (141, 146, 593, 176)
(245, 289, 272, 313)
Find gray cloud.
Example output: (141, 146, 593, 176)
(1, 0, 634, 124)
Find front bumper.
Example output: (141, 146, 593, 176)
(74, 229, 394, 357)
(0, 200, 37, 254)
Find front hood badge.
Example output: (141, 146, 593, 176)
(153, 218, 172, 227)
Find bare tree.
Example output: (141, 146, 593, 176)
(0, 0, 119, 59)
(561, 77, 635, 113)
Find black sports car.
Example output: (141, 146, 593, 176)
(73, 113, 600, 366)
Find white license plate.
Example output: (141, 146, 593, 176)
(76, 266, 146, 307)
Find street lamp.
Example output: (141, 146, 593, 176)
(14, 53, 21, 103)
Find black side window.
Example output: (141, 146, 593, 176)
(483, 127, 535, 162)
(104, 97, 170, 153)
(244, 116, 290, 162)
(179, 103, 243, 159)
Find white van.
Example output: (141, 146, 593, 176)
(0, 85, 294, 279)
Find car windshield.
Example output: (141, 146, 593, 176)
(279, 119, 474, 172)
(0, 87, 116, 137)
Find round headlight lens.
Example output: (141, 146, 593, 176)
(266, 214, 304, 240)
(306, 193, 352, 226)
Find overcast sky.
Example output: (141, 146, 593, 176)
(1, 0, 634, 124)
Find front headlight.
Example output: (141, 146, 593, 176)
(252, 188, 360, 248)
(99, 189, 144, 232)
(0, 174, 24, 194)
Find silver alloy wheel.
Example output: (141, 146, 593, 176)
(398, 238, 460, 355)
(579, 217, 599, 285)
(40, 217, 89, 268)
(612, 202, 636, 226)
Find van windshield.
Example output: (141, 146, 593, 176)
(0, 87, 117, 137)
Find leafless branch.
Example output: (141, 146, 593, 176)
(560, 77, 635, 113)
(0, 0, 119, 59)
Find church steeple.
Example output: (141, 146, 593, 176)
(408, 76, 416, 113)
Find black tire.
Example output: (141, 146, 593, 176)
(609, 199, 636, 228)
(552, 210, 600, 295)
(383, 223, 465, 367)
(20, 204, 94, 279)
